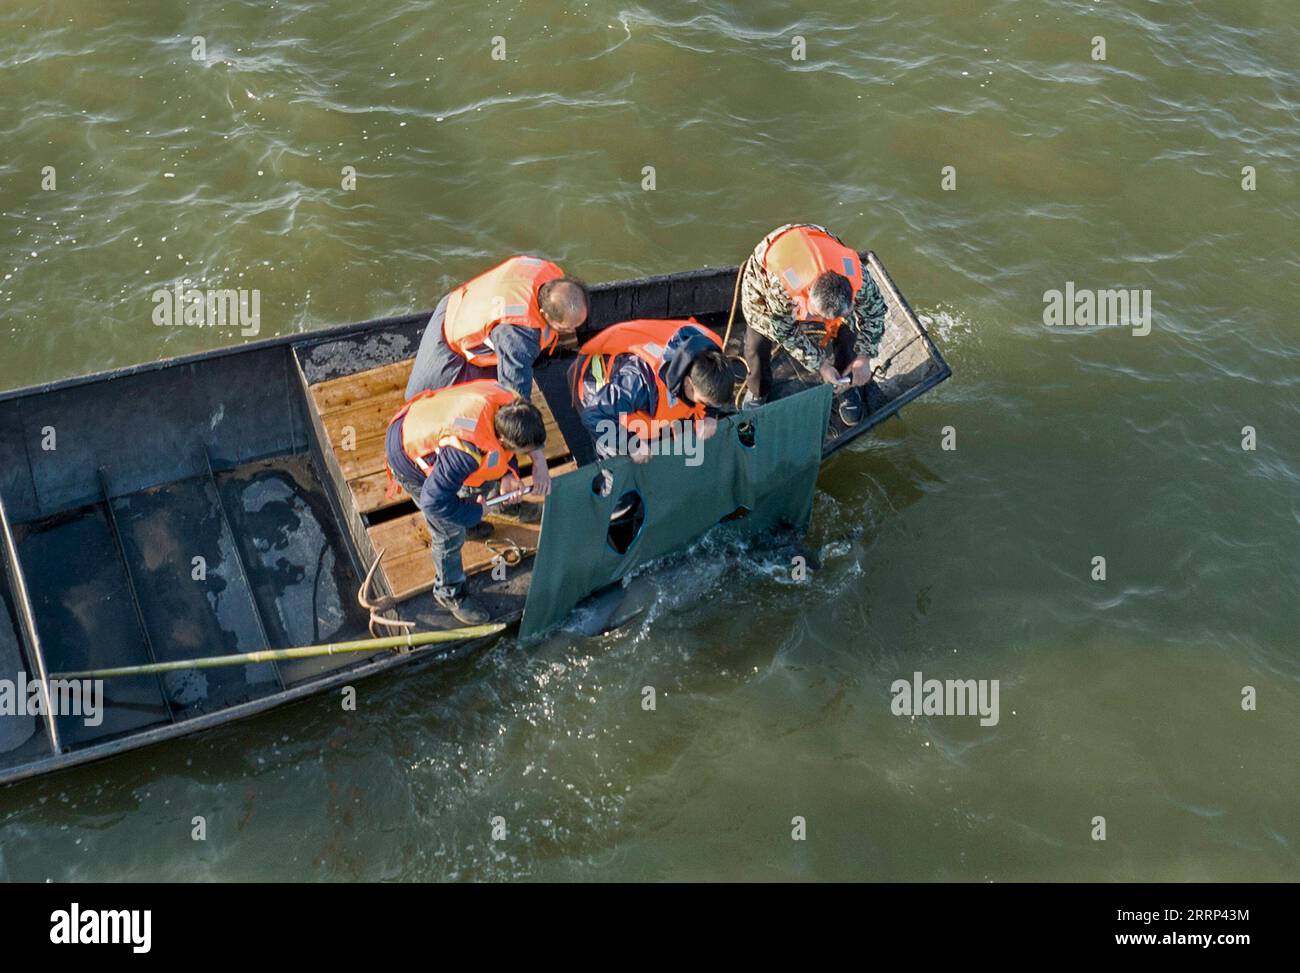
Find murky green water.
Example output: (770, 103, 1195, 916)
(1, 0, 1297, 880)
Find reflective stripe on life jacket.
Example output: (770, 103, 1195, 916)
(388, 380, 517, 488)
(574, 319, 722, 440)
(761, 224, 863, 344)
(442, 255, 564, 366)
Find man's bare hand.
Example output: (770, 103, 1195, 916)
(848, 356, 872, 387)
(499, 473, 523, 495)
(818, 359, 841, 385)
(527, 450, 551, 496)
(696, 416, 719, 442)
(630, 440, 652, 464)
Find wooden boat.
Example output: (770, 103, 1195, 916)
(0, 254, 949, 786)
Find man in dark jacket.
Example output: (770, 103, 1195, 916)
(573, 321, 735, 464)
(385, 385, 547, 624)
(739, 223, 887, 425)
(405, 256, 588, 401)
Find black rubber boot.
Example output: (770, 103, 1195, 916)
(837, 387, 865, 425)
(434, 585, 492, 625)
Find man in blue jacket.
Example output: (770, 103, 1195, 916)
(573, 320, 735, 464)
(385, 385, 547, 623)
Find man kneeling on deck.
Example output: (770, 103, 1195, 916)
(572, 319, 735, 464)
(385, 380, 547, 624)
(406, 255, 589, 402)
(739, 223, 887, 425)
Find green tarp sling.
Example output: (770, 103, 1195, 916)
(520, 385, 833, 638)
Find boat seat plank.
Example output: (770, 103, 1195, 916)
(345, 459, 567, 516)
(333, 418, 568, 483)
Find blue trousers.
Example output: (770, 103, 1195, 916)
(386, 431, 468, 594)
(405, 295, 496, 399)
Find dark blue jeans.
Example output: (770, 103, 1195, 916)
(386, 425, 468, 594)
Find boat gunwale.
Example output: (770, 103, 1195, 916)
(0, 628, 505, 787)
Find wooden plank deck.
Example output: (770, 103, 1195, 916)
(368, 455, 578, 600)
(306, 358, 576, 599)
(367, 495, 544, 601)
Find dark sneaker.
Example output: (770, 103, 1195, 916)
(434, 586, 492, 625)
(837, 387, 865, 426)
(496, 500, 542, 524)
(466, 521, 494, 541)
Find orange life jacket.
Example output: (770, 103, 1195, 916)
(574, 319, 722, 440)
(388, 380, 517, 489)
(761, 225, 863, 344)
(442, 256, 563, 366)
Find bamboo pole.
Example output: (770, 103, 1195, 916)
(52, 625, 506, 680)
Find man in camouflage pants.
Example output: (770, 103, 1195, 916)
(739, 223, 887, 425)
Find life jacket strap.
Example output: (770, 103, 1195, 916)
(818, 316, 845, 346)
